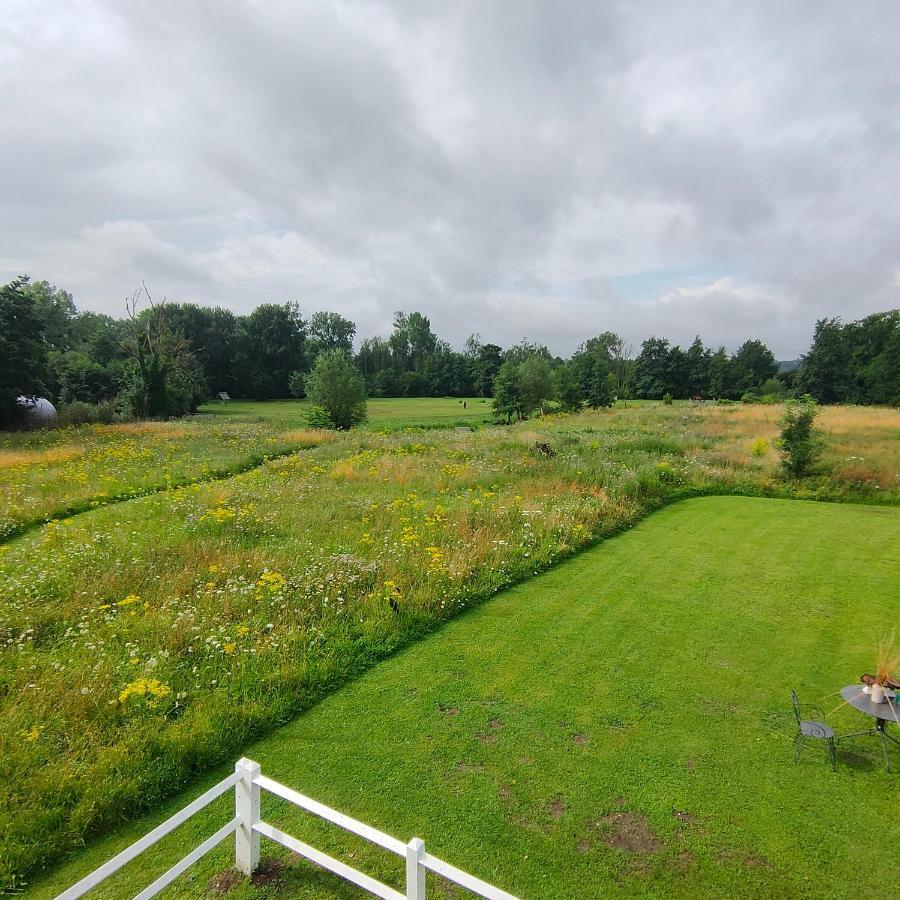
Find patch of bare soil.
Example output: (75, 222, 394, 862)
(598, 812, 663, 853)
(208, 869, 242, 894)
(547, 797, 566, 820)
(251, 857, 286, 889)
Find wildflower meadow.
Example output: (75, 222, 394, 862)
(1, 401, 897, 887)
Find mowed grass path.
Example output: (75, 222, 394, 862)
(198, 397, 493, 429)
(35, 497, 900, 899)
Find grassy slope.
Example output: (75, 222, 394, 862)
(33, 497, 900, 899)
(198, 397, 494, 429)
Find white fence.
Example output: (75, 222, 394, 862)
(56, 758, 518, 900)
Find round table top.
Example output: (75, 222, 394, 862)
(841, 684, 900, 724)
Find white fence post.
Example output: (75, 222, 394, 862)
(235, 758, 261, 875)
(406, 837, 425, 899)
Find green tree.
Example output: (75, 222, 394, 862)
(733, 339, 778, 390)
(238, 302, 307, 399)
(466, 335, 503, 397)
(686, 335, 710, 397)
(633, 337, 671, 399)
(708, 346, 739, 399)
(304, 350, 367, 429)
(0, 276, 48, 427)
(356, 336, 394, 391)
(555, 363, 583, 412)
(22, 280, 76, 352)
(797, 318, 850, 403)
(308, 311, 356, 357)
(491, 360, 521, 424)
(776, 395, 823, 477)
(518, 355, 555, 416)
(165, 304, 240, 397)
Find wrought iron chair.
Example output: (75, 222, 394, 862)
(791, 690, 836, 771)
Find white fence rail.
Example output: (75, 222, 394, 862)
(56, 758, 518, 900)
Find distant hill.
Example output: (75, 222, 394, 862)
(778, 358, 802, 373)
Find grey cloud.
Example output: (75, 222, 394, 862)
(2, 0, 899, 356)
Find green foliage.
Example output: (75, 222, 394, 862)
(517, 355, 555, 416)
(307, 311, 356, 357)
(56, 353, 121, 405)
(57, 400, 125, 426)
(554, 364, 583, 412)
(662, 392, 673, 405)
(798, 311, 900, 406)
(635, 336, 779, 401)
(733, 339, 779, 389)
(304, 404, 334, 428)
(492, 355, 555, 422)
(303, 350, 367, 429)
(587, 371, 615, 409)
(0, 277, 48, 427)
(777, 395, 824, 477)
(491, 360, 521, 423)
(759, 377, 786, 402)
(287, 369, 306, 399)
(633, 336, 671, 399)
(238, 302, 307, 400)
(751, 437, 769, 457)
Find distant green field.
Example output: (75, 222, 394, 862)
(33, 497, 900, 899)
(198, 397, 493, 429)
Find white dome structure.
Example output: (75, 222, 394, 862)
(16, 396, 58, 426)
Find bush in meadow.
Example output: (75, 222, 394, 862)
(777, 394, 823, 477)
(304, 350, 367, 429)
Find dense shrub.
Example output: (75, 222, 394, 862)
(57, 400, 127, 426)
(662, 392, 673, 405)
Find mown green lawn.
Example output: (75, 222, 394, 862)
(33, 497, 900, 899)
(198, 397, 493, 429)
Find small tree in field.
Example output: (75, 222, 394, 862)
(304, 350, 367, 429)
(776, 394, 823, 477)
(492, 360, 521, 423)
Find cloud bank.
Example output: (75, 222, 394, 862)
(2, 0, 899, 357)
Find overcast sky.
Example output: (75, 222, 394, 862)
(3, 1, 899, 357)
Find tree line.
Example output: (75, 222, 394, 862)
(1, 274, 898, 428)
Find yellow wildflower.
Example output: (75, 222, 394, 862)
(22, 724, 44, 742)
(118, 678, 172, 707)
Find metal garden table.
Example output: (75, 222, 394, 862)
(838, 684, 900, 772)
